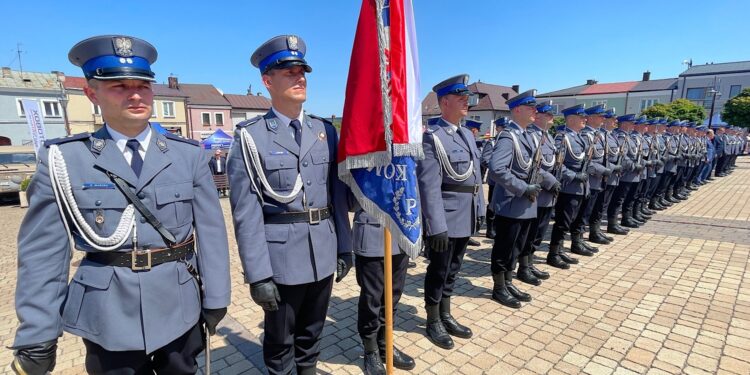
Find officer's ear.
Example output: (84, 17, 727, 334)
(261, 71, 274, 89)
(83, 80, 100, 105)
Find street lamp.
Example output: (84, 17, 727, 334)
(56, 74, 71, 135)
(707, 88, 722, 127)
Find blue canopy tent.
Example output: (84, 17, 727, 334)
(201, 129, 233, 150)
(702, 113, 728, 127)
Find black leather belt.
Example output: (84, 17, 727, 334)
(442, 183, 481, 195)
(86, 238, 194, 271)
(264, 206, 332, 225)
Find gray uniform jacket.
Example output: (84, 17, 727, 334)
(655, 134, 667, 174)
(605, 130, 623, 187)
(619, 130, 642, 183)
(555, 127, 590, 196)
(227, 110, 352, 286)
(417, 119, 485, 238)
(677, 135, 690, 167)
(527, 125, 563, 208)
(487, 122, 538, 219)
(664, 133, 680, 173)
(14, 126, 231, 353)
(352, 207, 402, 257)
(581, 126, 608, 191)
(481, 137, 496, 187)
(642, 134, 655, 179)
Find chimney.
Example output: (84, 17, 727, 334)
(168, 75, 179, 89)
(642, 71, 651, 81)
(586, 79, 598, 85)
(511, 84, 520, 93)
(1, 67, 10, 78)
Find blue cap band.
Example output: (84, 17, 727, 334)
(258, 49, 305, 72)
(82, 55, 152, 79)
(436, 83, 468, 97)
(508, 96, 536, 109)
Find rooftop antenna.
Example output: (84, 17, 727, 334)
(15, 43, 25, 75)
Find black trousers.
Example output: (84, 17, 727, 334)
(572, 189, 600, 235)
(646, 175, 660, 198)
(528, 206, 554, 253)
(608, 182, 633, 220)
(656, 172, 673, 196)
(551, 193, 584, 246)
(490, 216, 533, 274)
(591, 185, 615, 224)
(83, 324, 204, 375)
(672, 167, 685, 191)
(356, 253, 408, 341)
(424, 237, 469, 305)
(486, 183, 495, 219)
(633, 178, 648, 201)
(264, 275, 334, 375)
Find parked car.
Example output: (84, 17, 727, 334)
(0, 146, 36, 196)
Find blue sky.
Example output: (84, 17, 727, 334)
(2, 0, 748, 116)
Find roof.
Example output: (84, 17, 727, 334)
(178, 83, 230, 106)
(680, 61, 750, 77)
(421, 81, 517, 115)
(539, 78, 678, 97)
(224, 93, 272, 110)
(0, 69, 62, 90)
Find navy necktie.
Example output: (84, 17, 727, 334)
(126, 139, 143, 177)
(290, 119, 302, 146)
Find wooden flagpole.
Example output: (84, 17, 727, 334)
(384, 227, 394, 374)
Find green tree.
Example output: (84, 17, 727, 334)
(641, 103, 671, 119)
(668, 99, 706, 123)
(722, 88, 750, 128)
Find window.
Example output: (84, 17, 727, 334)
(151, 102, 158, 118)
(201, 112, 211, 126)
(592, 100, 607, 106)
(16, 99, 27, 117)
(41, 100, 61, 117)
(551, 104, 560, 115)
(640, 99, 659, 111)
(686, 87, 708, 107)
(163, 101, 175, 118)
(730, 85, 742, 98)
(469, 115, 481, 121)
(92, 104, 101, 116)
(215, 113, 224, 126)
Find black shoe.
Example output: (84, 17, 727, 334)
(659, 197, 673, 207)
(558, 250, 579, 264)
(491, 273, 521, 308)
(546, 246, 570, 269)
(364, 351, 386, 375)
(425, 304, 454, 349)
(528, 255, 550, 279)
(570, 242, 594, 256)
(589, 230, 611, 244)
(378, 347, 416, 371)
(486, 217, 496, 239)
(467, 238, 480, 247)
(505, 271, 531, 302)
(607, 223, 629, 235)
(439, 297, 472, 339)
(517, 266, 541, 286)
(579, 238, 600, 253)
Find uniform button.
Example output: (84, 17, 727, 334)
(137, 192, 146, 199)
(306, 180, 312, 186)
(140, 217, 146, 223)
(280, 162, 285, 167)
(175, 192, 181, 198)
(303, 161, 308, 167)
(95, 200, 102, 206)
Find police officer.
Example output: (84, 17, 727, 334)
(525, 102, 562, 272)
(699, 127, 716, 183)
(575, 104, 612, 247)
(227, 35, 352, 375)
(713, 124, 727, 177)
(661, 120, 684, 205)
(481, 117, 508, 239)
(487, 90, 544, 307)
(465, 120, 483, 247)
(550, 104, 594, 262)
(418, 74, 484, 349)
(592, 108, 625, 239)
(11, 35, 231, 374)
(648, 119, 668, 210)
(632, 118, 654, 223)
(351, 205, 415, 374)
(617, 115, 646, 227)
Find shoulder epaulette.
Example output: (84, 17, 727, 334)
(164, 132, 200, 146)
(308, 114, 333, 126)
(425, 125, 440, 134)
(237, 116, 262, 128)
(44, 132, 90, 147)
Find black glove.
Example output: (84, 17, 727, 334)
(11, 340, 57, 375)
(549, 181, 561, 195)
(612, 165, 623, 173)
(202, 307, 227, 336)
(523, 184, 541, 201)
(602, 168, 613, 177)
(425, 231, 449, 253)
(250, 279, 281, 311)
(574, 172, 588, 182)
(335, 253, 353, 283)
(635, 162, 643, 171)
(475, 216, 485, 231)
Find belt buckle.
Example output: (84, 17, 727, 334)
(131, 249, 152, 271)
(308, 208, 321, 225)
(473, 185, 480, 195)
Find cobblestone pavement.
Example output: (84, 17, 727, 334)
(1, 160, 749, 374)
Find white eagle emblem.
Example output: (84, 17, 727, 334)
(113, 37, 134, 57)
(287, 35, 299, 51)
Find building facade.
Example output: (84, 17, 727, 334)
(0, 68, 67, 145)
(678, 61, 750, 116)
(224, 93, 272, 125)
